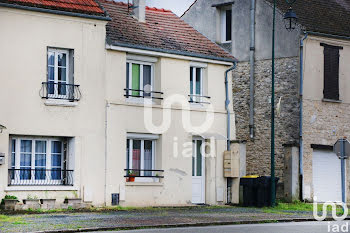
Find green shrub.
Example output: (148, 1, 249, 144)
(1, 195, 18, 205)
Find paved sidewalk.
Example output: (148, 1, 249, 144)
(0, 206, 318, 233)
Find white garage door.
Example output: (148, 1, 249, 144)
(313, 149, 342, 202)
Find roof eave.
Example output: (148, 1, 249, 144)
(0, 2, 111, 21)
(306, 31, 350, 41)
(107, 41, 238, 64)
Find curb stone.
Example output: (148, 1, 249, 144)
(33, 217, 341, 233)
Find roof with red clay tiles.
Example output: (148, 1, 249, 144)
(100, 0, 236, 62)
(0, 0, 106, 17)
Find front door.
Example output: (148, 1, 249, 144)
(192, 139, 205, 204)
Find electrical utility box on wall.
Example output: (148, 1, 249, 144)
(223, 150, 240, 178)
(0, 153, 5, 165)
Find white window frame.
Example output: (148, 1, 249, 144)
(126, 135, 157, 183)
(190, 66, 204, 103)
(47, 48, 70, 99)
(10, 137, 65, 185)
(221, 9, 232, 43)
(126, 60, 155, 100)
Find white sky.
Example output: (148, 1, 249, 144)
(118, 0, 196, 16)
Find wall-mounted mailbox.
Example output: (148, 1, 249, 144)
(0, 153, 5, 165)
(223, 150, 240, 178)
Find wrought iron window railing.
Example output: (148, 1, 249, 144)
(124, 88, 163, 100)
(188, 94, 211, 104)
(40, 82, 81, 102)
(124, 169, 164, 178)
(8, 169, 74, 186)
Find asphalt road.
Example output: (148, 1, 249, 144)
(98, 221, 350, 233)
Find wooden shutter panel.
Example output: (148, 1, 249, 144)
(323, 45, 340, 100)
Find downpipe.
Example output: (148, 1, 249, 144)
(225, 62, 238, 151)
(249, 0, 256, 139)
(104, 101, 110, 206)
(299, 32, 308, 201)
(225, 62, 237, 204)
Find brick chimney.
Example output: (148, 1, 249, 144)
(132, 0, 146, 23)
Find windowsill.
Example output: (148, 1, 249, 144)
(125, 182, 163, 186)
(190, 102, 209, 109)
(220, 41, 232, 44)
(322, 98, 342, 103)
(44, 99, 78, 107)
(125, 98, 159, 105)
(5, 186, 78, 191)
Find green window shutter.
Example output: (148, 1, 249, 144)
(132, 64, 140, 96)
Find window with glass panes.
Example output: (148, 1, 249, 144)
(10, 138, 64, 182)
(221, 9, 232, 42)
(126, 61, 153, 98)
(47, 49, 70, 97)
(126, 138, 155, 177)
(190, 67, 203, 102)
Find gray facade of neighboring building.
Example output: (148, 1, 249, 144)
(183, 0, 302, 198)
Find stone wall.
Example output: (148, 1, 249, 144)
(302, 99, 350, 201)
(232, 57, 300, 186)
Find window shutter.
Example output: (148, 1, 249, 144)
(323, 45, 340, 100)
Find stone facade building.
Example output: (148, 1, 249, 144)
(183, 0, 301, 198)
(183, 0, 350, 202)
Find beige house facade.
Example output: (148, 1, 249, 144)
(302, 35, 350, 202)
(0, 0, 240, 207)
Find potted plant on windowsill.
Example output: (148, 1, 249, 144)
(126, 170, 136, 182)
(1, 195, 19, 210)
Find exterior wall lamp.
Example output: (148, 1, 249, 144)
(284, 7, 298, 31)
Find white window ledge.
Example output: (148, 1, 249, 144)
(5, 186, 78, 191)
(44, 99, 78, 107)
(190, 103, 208, 109)
(125, 182, 163, 186)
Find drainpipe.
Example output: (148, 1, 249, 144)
(104, 101, 110, 206)
(225, 62, 237, 204)
(249, 0, 256, 139)
(225, 62, 238, 151)
(299, 32, 308, 201)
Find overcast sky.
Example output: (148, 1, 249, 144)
(119, 0, 196, 16)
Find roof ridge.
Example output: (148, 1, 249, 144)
(100, 1, 171, 13)
(6, 0, 100, 7)
(146, 6, 171, 13)
(2, 0, 106, 15)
